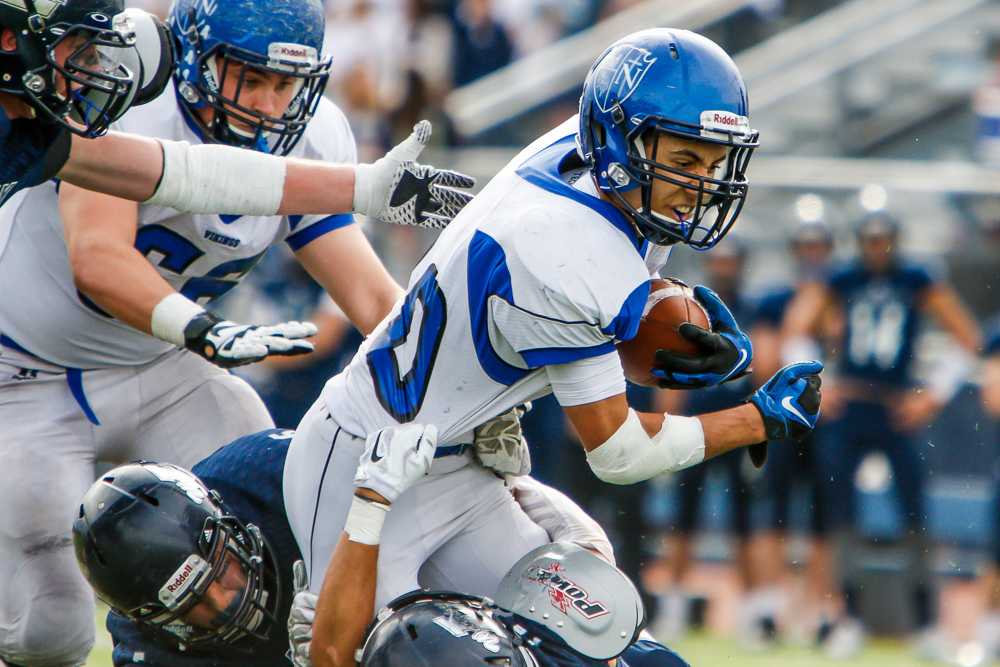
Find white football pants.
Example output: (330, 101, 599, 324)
(283, 400, 550, 609)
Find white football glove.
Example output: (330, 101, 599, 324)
(286, 559, 315, 667)
(354, 424, 438, 503)
(352, 121, 476, 229)
(183, 311, 317, 368)
(473, 404, 531, 477)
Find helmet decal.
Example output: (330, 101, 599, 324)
(145, 463, 209, 504)
(521, 562, 609, 619)
(592, 45, 657, 114)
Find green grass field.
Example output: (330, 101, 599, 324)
(84, 601, 940, 667)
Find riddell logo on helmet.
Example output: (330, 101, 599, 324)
(158, 554, 209, 609)
(700, 110, 749, 136)
(269, 43, 319, 66)
(168, 564, 194, 592)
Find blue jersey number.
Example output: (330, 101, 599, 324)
(367, 266, 447, 422)
(134, 225, 263, 303)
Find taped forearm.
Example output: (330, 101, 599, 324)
(586, 409, 704, 485)
(512, 476, 615, 564)
(145, 139, 286, 215)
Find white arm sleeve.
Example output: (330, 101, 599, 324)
(546, 352, 626, 407)
(586, 408, 705, 485)
(511, 476, 615, 565)
(145, 139, 287, 215)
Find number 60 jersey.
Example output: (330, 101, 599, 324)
(321, 117, 671, 447)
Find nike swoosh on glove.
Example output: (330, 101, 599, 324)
(652, 285, 753, 390)
(354, 423, 438, 503)
(183, 311, 316, 368)
(352, 120, 476, 228)
(748, 360, 823, 440)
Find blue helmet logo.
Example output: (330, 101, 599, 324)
(592, 45, 657, 114)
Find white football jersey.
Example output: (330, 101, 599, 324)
(0, 87, 357, 369)
(321, 117, 669, 447)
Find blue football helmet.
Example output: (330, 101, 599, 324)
(0, 0, 140, 136)
(168, 0, 331, 155)
(578, 28, 759, 249)
(72, 462, 281, 652)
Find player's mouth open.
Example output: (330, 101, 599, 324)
(673, 206, 692, 221)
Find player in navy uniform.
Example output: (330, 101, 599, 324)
(651, 238, 766, 645)
(783, 211, 981, 656)
(72, 426, 620, 667)
(0, 0, 471, 217)
(744, 217, 836, 647)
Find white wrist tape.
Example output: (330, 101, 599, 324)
(146, 139, 286, 215)
(586, 408, 704, 485)
(344, 495, 390, 545)
(150, 293, 205, 347)
(351, 163, 376, 216)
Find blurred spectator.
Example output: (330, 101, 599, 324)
(783, 210, 982, 658)
(323, 0, 409, 159)
(744, 217, 837, 649)
(974, 35, 1000, 167)
(451, 0, 514, 88)
(646, 238, 763, 646)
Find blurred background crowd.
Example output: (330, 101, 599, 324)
(123, 0, 1000, 663)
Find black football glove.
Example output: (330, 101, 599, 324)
(652, 285, 753, 390)
(183, 311, 316, 368)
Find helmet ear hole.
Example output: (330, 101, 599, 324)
(136, 491, 160, 507)
(592, 124, 606, 149)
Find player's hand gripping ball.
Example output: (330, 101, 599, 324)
(616, 278, 711, 387)
(650, 285, 754, 390)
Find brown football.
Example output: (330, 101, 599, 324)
(616, 278, 711, 387)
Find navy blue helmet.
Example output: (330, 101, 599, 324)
(578, 28, 758, 249)
(0, 0, 140, 136)
(168, 0, 331, 155)
(359, 591, 530, 667)
(72, 462, 281, 652)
